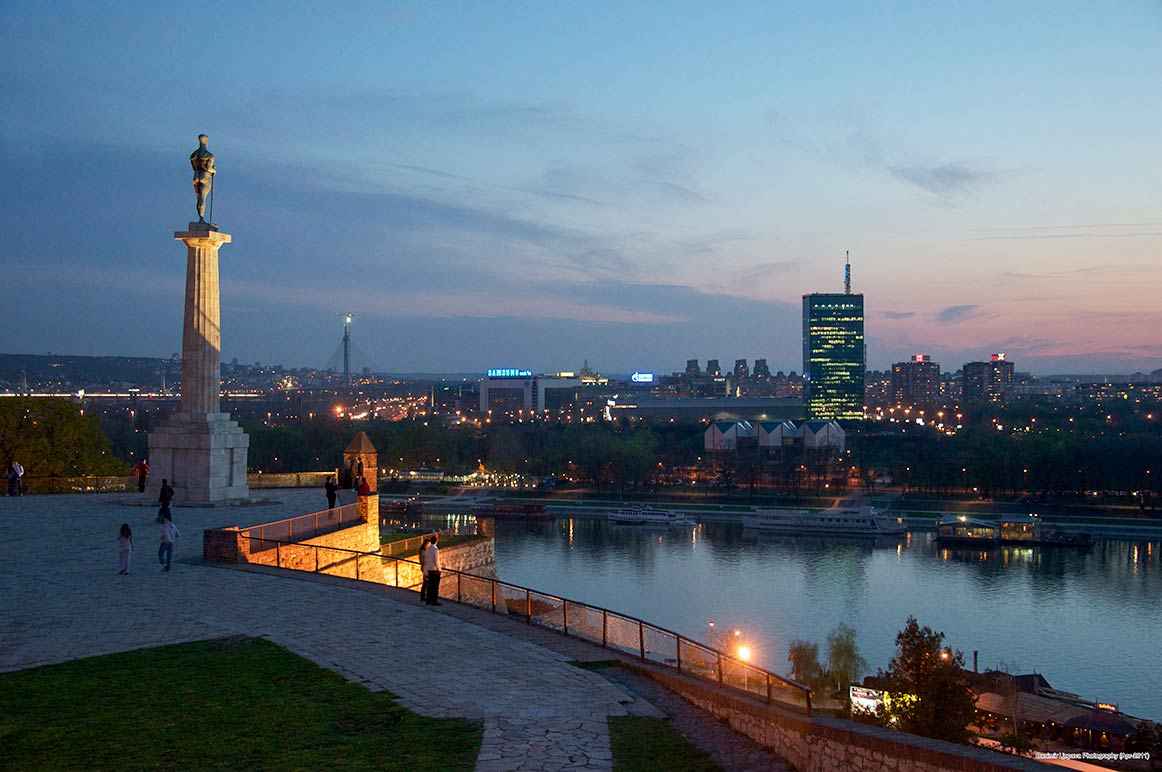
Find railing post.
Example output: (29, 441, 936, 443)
(676, 637, 681, 673)
(639, 621, 645, 661)
(315, 511, 319, 535)
(491, 581, 497, 614)
(457, 571, 462, 603)
(314, 547, 319, 573)
(806, 690, 813, 717)
(717, 653, 723, 685)
(766, 673, 772, 704)
(525, 589, 531, 623)
(394, 561, 399, 587)
(562, 601, 569, 636)
(602, 611, 608, 648)
(356, 553, 361, 581)
(276, 542, 281, 568)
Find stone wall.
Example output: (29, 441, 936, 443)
(640, 668, 1048, 772)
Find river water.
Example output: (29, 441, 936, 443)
(474, 516, 1160, 720)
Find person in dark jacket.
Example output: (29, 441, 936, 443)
(325, 476, 338, 509)
(156, 479, 174, 523)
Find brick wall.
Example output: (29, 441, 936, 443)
(641, 668, 1049, 772)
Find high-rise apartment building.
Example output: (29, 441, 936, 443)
(962, 353, 1014, 403)
(733, 359, 749, 378)
(706, 359, 721, 377)
(685, 359, 701, 376)
(891, 354, 941, 409)
(753, 359, 771, 379)
(802, 256, 865, 420)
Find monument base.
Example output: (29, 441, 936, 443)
(147, 411, 250, 506)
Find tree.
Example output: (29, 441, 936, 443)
(787, 639, 822, 686)
(876, 616, 977, 744)
(0, 397, 127, 478)
(825, 623, 868, 694)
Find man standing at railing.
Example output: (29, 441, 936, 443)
(418, 537, 432, 603)
(423, 533, 442, 606)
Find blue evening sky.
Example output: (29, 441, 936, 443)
(2, 1, 1160, 375)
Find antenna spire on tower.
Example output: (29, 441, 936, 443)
(844, 250, 852, 295)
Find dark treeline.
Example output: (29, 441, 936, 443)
(8, 394, 1157, 502)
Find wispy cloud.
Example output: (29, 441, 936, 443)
(882, 310, 915, 319)
(934, 305, 984, 324)
(887, 160, 998, 197)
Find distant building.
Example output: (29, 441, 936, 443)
(733, 359, 749, 379)
(706, 359, 721, 377)
(962, 354, 1014, 403)
(685, 359, 701, 376)
(891, 355, 941, 409)
(708, 419, 845, 455)
(478, 370, 583, 415)
(802, 257, 865, 420)
(753, 359, 771, 379)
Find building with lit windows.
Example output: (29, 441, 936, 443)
(962, 354, 1015, 403)
(891, 354, 941, 409)
(802, 258, 865, 420)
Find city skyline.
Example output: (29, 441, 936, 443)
(3, 2, 1160, 375)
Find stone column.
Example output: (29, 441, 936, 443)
(147, 223, 250, 506)
(177, 226, 229, 414)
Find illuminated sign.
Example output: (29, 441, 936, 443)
(630, 372, 655, 384)
(487, 368, 532, 378)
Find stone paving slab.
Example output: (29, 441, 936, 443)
(0, 491, 635, 771)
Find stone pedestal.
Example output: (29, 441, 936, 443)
(149, 412, 250, 505)
(147, 223, 250, 505)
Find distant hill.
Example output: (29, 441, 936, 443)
(0, 353, 171, 391)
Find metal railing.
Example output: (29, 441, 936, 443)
(20, 475, 135, 494)
(238, 503, 362, 543)
(235, 533, 813, 715)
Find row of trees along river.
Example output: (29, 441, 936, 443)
(1, 397, 1159, 502)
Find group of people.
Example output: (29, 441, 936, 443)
(417, 535, 442, 605)
(324, 474, 371, 509)
(116, 507, 180, 575)
(5, 460, 24, 496)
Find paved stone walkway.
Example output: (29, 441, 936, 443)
(0, 491, 646, 771)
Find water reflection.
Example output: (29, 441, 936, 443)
(451, 512, 1162, 720)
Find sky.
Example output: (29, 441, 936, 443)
(2, 1, 1160, 376)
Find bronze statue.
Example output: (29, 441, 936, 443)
(190, 134, 216, 222)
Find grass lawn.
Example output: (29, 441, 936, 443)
(0, 637, 481, 772)
(608, 716, 721, 772)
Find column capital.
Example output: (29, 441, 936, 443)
(174, 224, 232, 247)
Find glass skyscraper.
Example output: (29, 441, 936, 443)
(802, 291, 865, 420)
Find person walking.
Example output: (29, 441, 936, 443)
(325, 476, 338, 510)
(423, 533, 442, 605)
(5, 462, 15, 497)
(133, 459, 150, 493)
(417, 537, 432, 602)
(117, 523, 133, 575)
(158, 514, 179, 572)
(156, 478, 174, 523)
(11, 461, 24, 495)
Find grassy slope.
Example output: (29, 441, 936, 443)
(0, 637, 481, 772)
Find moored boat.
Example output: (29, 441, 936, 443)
(471, 502, 553, 521)
(742, 506, 907, 536)
(936, 515, 1001, 545)
(607, 506, 690, 526)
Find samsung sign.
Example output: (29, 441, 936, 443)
(487, 368, 533, 378)
(630, 372, 655, 384)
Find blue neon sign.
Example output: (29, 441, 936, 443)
(487, 368, 533, 378)
(630, 372, 655, 384)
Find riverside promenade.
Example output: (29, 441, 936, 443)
(0, 490, 656, 771)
